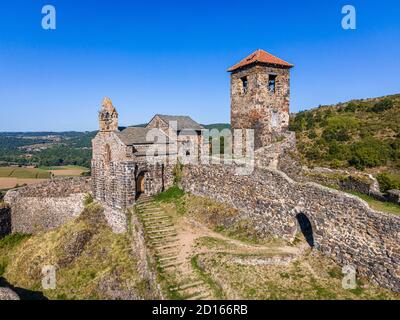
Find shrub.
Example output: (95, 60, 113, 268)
(327, 142, 351, 161)
(83, 193, 94, 206)
(344, 102, 358, 112)
(322, 116, 359, 142)
(376, 173, 400, 193)
(349, 138, 392, 168)
(304, 145, 322, 161)
(369, 99, 394, 113)
(172, 161, 184, 186)
(329, 159, 343, 169)
(308, 130, 317, 139)
(154, 186, 184, 202)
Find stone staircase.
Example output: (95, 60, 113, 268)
(135, 196, 212, 300)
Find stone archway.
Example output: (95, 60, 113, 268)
(136, 172, 146, 197)
(295, 212, 315, 247)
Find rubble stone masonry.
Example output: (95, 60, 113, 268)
(181, 163, 400, 292)
(230, 64, 291, 148)
(4, 178, 90, 234)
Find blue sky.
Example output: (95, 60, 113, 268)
(0, 0, 399, 131)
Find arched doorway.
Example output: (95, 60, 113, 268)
(296, 213, 315, 247)
(136, 172, 146, 198)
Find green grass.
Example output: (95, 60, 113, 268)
(0, 167, 51, 179)
(191, 255, 225, 299)
(154, 186, 184, 202)
(0, 233, 31, 250)
(0, 233, 31, 278)
(345, 190, 400, 216)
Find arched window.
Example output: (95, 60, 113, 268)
(104, 144, 112, 166)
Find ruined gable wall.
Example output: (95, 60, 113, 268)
(91, 132, 135, 209)
(147, 115, 169, 135)
(181, 163, 400, 292)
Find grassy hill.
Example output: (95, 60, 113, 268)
(290, 94, 400, 190)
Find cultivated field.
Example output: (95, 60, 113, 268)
(0, 178, 48, 190)
(0, 166, 89, 190)
(0, 167, 51, 179)
(40, 165, 90, 177)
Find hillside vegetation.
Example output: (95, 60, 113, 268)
(0, 203, 155, 300)
(0, 131, 96, 168)
(290, 94, 400, 191)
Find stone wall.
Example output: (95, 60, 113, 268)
(255, 131, 296, 168)
(387, 190, 400, 205)
(275, 139, 387, 201)
(181, 163, 400, 292)
(91, 129, 176, 210)
(302, 169, 377, 195)
(4, 178, 91, 234)
(92, 158, 175, 210)
(0, 204, 11, 239)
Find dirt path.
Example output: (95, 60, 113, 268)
(136, 198, 309, 300)
(174, 216, 302, 265)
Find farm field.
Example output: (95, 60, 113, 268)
(39, 165, 89, 177)
(0, 177, 48, 190)
(0, 167, 51, 179)
(0, 165, 89, 190)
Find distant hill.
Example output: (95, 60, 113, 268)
(0, 123, 231, 168)
(202, 123, 231, 131)
(290, 93, 400, 187)
(0, 131, 96, 168)
(124, 123, 231, 131)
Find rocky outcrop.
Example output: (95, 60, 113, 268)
(388, 190, 400, 205)
(0, 287, 20, 300)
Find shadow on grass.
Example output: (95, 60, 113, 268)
(0, 277, 48, 300)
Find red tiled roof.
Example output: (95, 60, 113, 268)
(227, 49, 294, 72)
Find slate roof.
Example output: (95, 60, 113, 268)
(116, 127, 169, 145)
(227, 49, 294, 72)
(155, 114, 204, 131)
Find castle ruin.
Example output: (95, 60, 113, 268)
(88, 50, 400, 292)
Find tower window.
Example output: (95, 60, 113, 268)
(241, 76, 248, 94)
(268, 74, 277, 93)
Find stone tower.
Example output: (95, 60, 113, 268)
(99, 97, 119, 132)
(228, 49, 294, 149)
